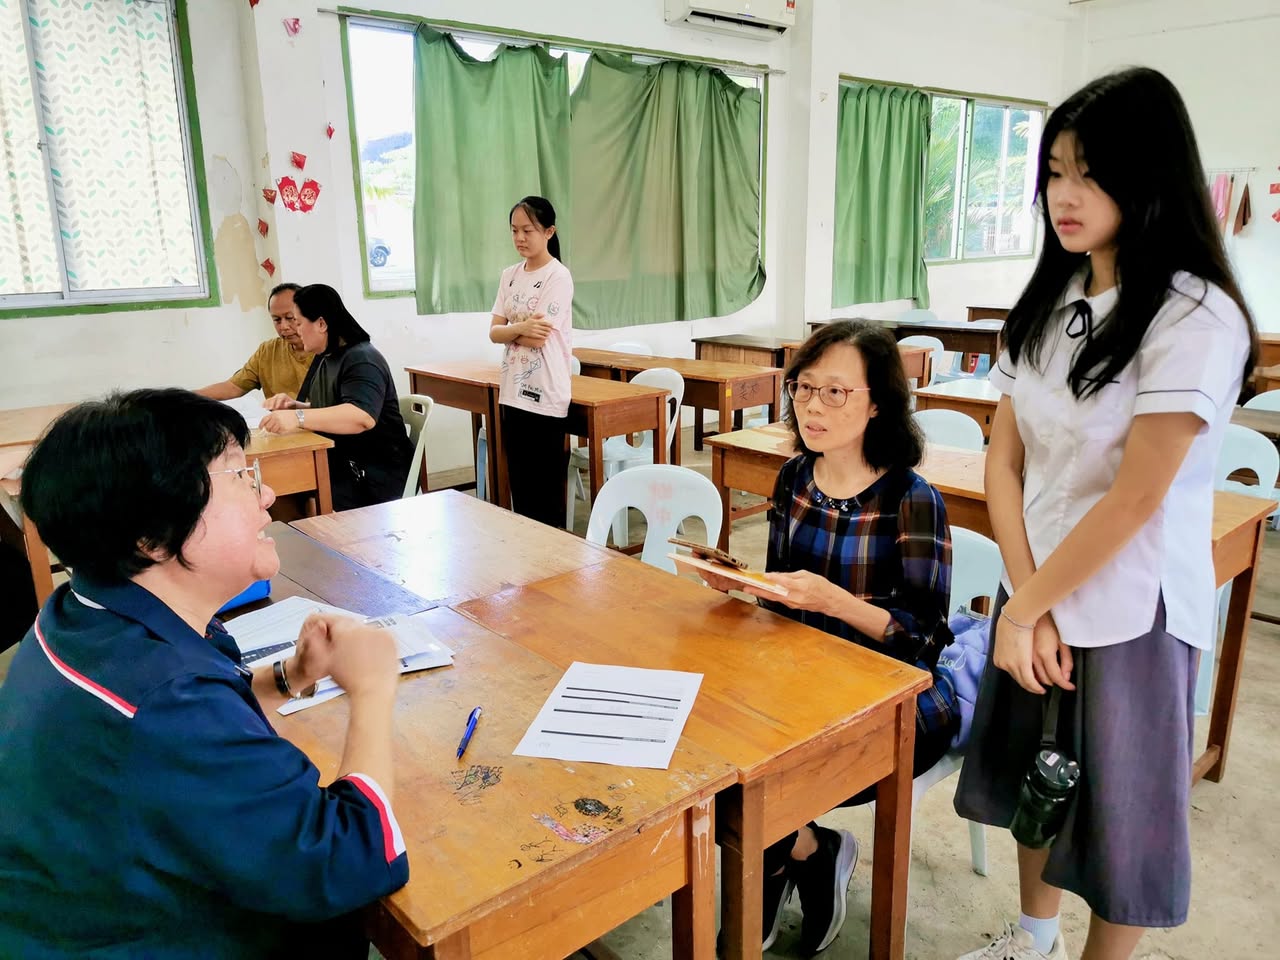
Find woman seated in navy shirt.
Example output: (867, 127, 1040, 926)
(0, 389, 408, 958)
(701, 320, 956, 955)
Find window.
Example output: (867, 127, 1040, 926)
(344, 19, 763, 295)
(0, 0, 211, 310)
(924, 95, 1043, 261)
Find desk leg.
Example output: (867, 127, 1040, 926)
(718, 390, 733, 443)
(429, 929, 471, 959)
(871, 699, 915, 960)
(588, 410, 605, 503)
(1200, 516, 1265, 783)
(694, 408, 706, 452)
(488, 393, 511, 510)
(312, 450, 334, 515)
(672, 797, 716, 960)
(717, 781, 765, 960)
(656, 396, 670, 466)
(711, 448, 731, 553)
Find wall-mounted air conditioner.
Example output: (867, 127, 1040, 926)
(664, 0, 795, 40)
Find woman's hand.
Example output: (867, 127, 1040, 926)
(992, 605, 1045, 694)
(519, 314, 554, 348)
(262, 393, 302, 411)
(745, 570, 834, 613)
(285, 613, 336, 692)
(1031, 613, 1075, 691)
(258, 410, 300, 435)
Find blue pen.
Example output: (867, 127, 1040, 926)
(456, 706, 483, 759)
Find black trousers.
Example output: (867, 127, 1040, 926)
(500, 404, 570, 529)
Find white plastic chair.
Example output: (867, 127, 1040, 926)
(908, 526, 1003, 877)
(1244, 390, 1280, 412)
(897, 308, 938, 324)
(914, 408, 985, 451)
(477, 356, 581, 503)
(584, 464, 722, 573)
(399, 394, 435, 498)
(608, 340, 654, 356)
(898, 335, 945, 387)
(567, 368, 684, 543)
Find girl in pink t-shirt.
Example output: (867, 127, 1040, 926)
(488, 196, 575, 527)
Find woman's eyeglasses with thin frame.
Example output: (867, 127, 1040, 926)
(785, 380, 871, 408)
(208, 458, 262, 498)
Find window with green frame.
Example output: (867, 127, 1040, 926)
(924, 95, 1044, 262)
(0, 0, 214, 312)
(342, 18, 763, 296)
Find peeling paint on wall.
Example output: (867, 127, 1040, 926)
(214, 214, 268, 312)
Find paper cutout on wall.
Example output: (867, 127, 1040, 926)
(257, 218, 269, 238)
(277, 176, 301, 212)
(249, 0, 260, 8)
(290, 151, 306, 171)
(298, 179, 321, 213)
(326, 123, 335, 140)
(262, 187, 277, 205)
(1270, 183, 1280, 194)
(261, 258, 275, 277)
(282, 18, 301, 38)
(1273, 208, 1280, 224)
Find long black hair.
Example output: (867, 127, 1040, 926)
(784, 320, 924, 470)
(1006, 67, 1256, 398)
(510, 196, 561, 262)
(293, 283, 371, 350)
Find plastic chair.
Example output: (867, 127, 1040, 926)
(914, 409, 985, 451)
(1244, 390, 1280, 412)
(477, 356, 582, 503)
(608, 340, 654, 356)
(567, 368, 685, 543)
(399, 394, 435, 498)
(898, 335, 945, 387)
(584, 464, 723, 573)
(909, 526, 1003, 877)
(897, 308, 938, 324)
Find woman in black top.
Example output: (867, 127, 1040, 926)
(260, 284, 412, 510)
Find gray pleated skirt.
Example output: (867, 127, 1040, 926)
(953, 591, 1198, 927)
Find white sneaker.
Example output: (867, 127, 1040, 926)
(957, 921, 1068, 960)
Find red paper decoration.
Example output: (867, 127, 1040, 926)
(298, 179, 321, 213)
(289, 151, 306, 171)
(277, 176, 301, 212)
(257, 218, 269, 238)
(262, 187, 277, 205)
(326, 123, 335, 140)
(261, 258, 275, 277)
(282, 18, 301, 38)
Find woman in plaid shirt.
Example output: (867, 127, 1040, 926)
(702, 319, 956, 954)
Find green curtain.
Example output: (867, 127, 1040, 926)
(412, 26, 571, 314)
(832, 83, 931, 308)
(568, 52, 766, 330)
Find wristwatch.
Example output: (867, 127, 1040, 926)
(273, 658, 317, 700)
(294, 408, 306, 428)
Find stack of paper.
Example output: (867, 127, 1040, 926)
(220, 392, 273, 430)
(226, 596, 454, 715)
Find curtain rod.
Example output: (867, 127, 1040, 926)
(318, 7, 784, 76)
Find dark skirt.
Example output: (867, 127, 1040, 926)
(953, 590, 1198, 928)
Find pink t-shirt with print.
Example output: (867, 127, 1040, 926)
(491, 259, 574, 418)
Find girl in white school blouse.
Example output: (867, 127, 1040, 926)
(953, 68, 1256, 960)
(488, 196, 575, 528)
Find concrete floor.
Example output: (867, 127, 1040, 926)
(569, 427, 1280, 960)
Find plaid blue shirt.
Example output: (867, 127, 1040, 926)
(762, 455, 956, 739)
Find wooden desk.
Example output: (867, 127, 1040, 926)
(456, 555, 928, 960)
(1231, 406, 1280, 441)
(705, 422, 1273, 785)
(1257, 333, 1280, 371)
(573, 348, 782, 456)
(0, 402, 73, 447)
(966, 305, 1011, 322)
(407, 363, 669, 508)
(262, 536, 734, 960)
(914, 378, 1001, 439)
(291, 489, 611, 606)
(0, 429, 333, 609)
(692, 336, 932, 394)
(1254, 364, 1280, 394)
(811, 318, 1004, 359)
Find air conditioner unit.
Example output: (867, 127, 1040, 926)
(664, 0, 795, 40)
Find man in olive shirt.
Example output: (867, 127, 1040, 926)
(197, 284, 313, 401)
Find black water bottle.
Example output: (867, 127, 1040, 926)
(1009, 747, 1081, 849)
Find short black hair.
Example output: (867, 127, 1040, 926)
(268, 282, 301, 305)
(21, 389, 249, 583)
(292, 283, 371, 349)
(784, 319, 924, 471)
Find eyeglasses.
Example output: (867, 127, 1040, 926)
(785, 380, 871, 408)
(209, 458, 262, 498)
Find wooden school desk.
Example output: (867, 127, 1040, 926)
(966, 304, 1012, 322)
(705, 422, 1274, 785)
(0, 417, 333, 607)
(810, 318, 1004, 359)
(406, 362, 670, 507)
(251, 537, 735, 960)
(1231, 405, 1280, 441)
(572, 348, 782, 457)
(913, 378, 1001, 439)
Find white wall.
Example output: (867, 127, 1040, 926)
(1081, 0, 1280, 331)
(0, 0, 273, 409)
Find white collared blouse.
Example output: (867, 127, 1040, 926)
(990, 269, 1251, 650)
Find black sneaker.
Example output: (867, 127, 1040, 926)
(791, 825, 858, 954)
(762, 869, 794, 951)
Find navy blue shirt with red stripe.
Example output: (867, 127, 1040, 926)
(0, 575, 409, 958)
